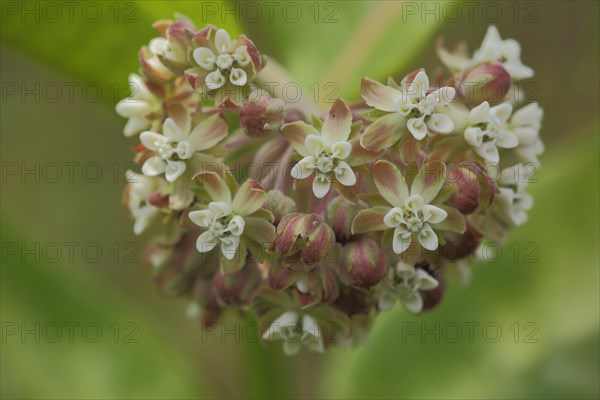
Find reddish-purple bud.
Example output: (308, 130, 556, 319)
(439, 223, 483, 261)
(263, 190, 297, 225)
(240, 89, 284, 137)
(335, 287, 374, 316)
(325, 196, 363, 242)
(274, 213, 336, 269)
(421, 265, 445, 312)
(460, 61, 511, 105)
(445, 162, 497, 214)
(339, 238, 389, 289)
(212, 262, 262, 307)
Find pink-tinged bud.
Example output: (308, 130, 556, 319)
(212, 262, 262, 307)
(445, 162, 481, 214)
(421, 264, 445, 312)
(150, 233, 219, 297)
(445, 162, 497, 214)
(440, 223, 483, 261)
(325, 196, 364, 242)
(339, 239, 389, 289)
(274, 213, 336, 269)
(148, 191, 170, 208)
(335, 287, 374, 316)
(460, 61, 511, 106)
(240, 89, 284, 137)
(297, 266, 340, 308)
(263, 190, 297, 225)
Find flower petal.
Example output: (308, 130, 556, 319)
(330, 141, 352, 160)
(406, 70, 429, 99)
(140, 131, 168, 151)
(233, 45, 251, 66)
(232, 179, 266, 216)
(427, 113, 454, 134)
(227, 215, 246, 236)
(188, 209, 213, 228)
(208, 201, 232, 218)
(414, 269, 439, 291)
(474, 141, 499, 163)
(417, 224, 439, 251)
(220, 234, 240, 260)
(193, 171, 232, 204)
(244, 217, 276, 248)
(305, 135, 325, 155)
(165, 160, 187, 182)
(426, 86, 456, 106)
(196, 231, 217, 253)
(383, 207, 404, 228)
(468, 101, 490, 125)
(214, 29, 233, 53)
(496, 130, 519, 148)
(187, 114, 229, 151)
(291, 156, 315, 180)
(404, 194, 424, 213)
(410, 160, 446, 203)
(229, 67, 247, 86)
(192, 47, 216, 70)
(321, 98, 353, 144)
(312, 174, 331, 198)
(435, 206, 466, 233)
(360, 77, 400, 112)
(407, 116, 428, 140)
(401, 292, 423, 314)
(142, 156, 166, 176)
(352, 206, 392, 234)
(334, 161, 356, 186)
(393, 227, 412, 254)
(205, 70, 226, 90)
(163, 118, 187, 142)
(263, 311, 298, 341)
(422, 205, 448, 224)
(464, 127, 484, 147)
(372, 160, 409, 207)
(491, 102, 513, 123)
(360, 113, 405, 152)
(281, 121, 320, 157)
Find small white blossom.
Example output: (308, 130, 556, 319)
(474, 25, 534, 80)
(115, 74, 161, 137)
(464, 101, 519, 163)
(189, 202, 245, 260)
(510, 103, 544, 164)
(262, 311, 323, 355)
(394, 70, 456, 140)
(193, 29, 251, 90)
(127, 172, 160, 235)
(383, 194, 448, 254)
(495, 164, 533, 226)
(291, 135, 356, 198)
(378, 262, 439, 314)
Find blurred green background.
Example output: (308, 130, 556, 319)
(1, 1, 598, 399)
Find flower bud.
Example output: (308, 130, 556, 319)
(445, 162, 481, 214)
(325, 196, 363, 242)
(420, 264, 445, 312)
(263, 190, 297, 225)
(339, 238, 389, 289)
(212, 262, 262, 307)
(439, 223, 483, 261)
(335, 287, 374, 316)
(460, 61, 511, 106)
(240, 89, 285, 137)
(274, 213, 336, 269)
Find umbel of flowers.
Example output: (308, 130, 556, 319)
(118, 15, 543, 354)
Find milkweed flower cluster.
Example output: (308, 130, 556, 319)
(118, 17, 543, 354)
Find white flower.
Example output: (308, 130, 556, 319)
(192, 29, 251, 89)
(189, 202, 245, 260)
(262, 311, 323, 355)
(394, 70, 456, 140)
(126, 172, 160, 235)
(378, 262, 439, 314)
(291, 135, 356, 198)
(509, 103, 544, 164)
(495, 164, 533, 226)
(115, 74, 161, 137)
(474, 25, 534, 80)
(464, 101, 519, 163)
(284, 99, 357, 198)
(383, 194, 448, 254)
(140, 114, 228, 183)
(147, 38, 177, 76)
